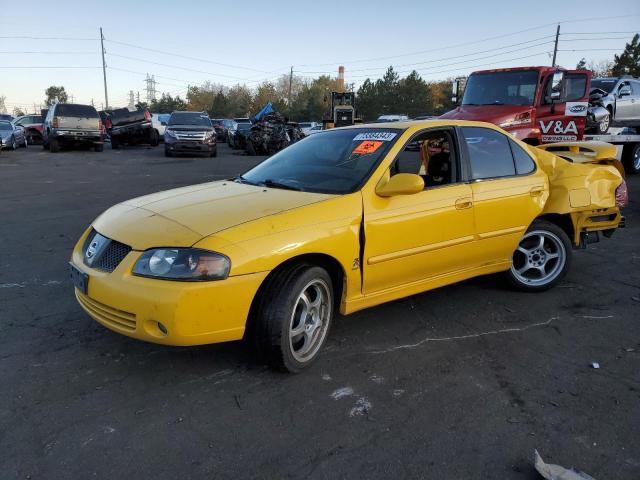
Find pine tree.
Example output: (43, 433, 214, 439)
(611, 34, 640, 77)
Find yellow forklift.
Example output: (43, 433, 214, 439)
(322, 92, 362, 129)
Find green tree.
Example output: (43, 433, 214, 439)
(576, 58, 587, 70)
(611, 34, 640, 77)
(210, 89, 229, 117)
(45, 86, 68, 105)
(12, 107, 25, 117)
(225, 85, 252, 117)
(150, 93, 187, 113)
(428, 79, 454, 115)
(398, 71, 431, 118)
(375, 66, 400, 114)
(356, 78, 380, 121)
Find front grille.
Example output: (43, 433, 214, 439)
(83, 229, 131, 272)
(95, 240, 131, 272)
(76, 291, 137, 332)
(174, 131, 207, 141)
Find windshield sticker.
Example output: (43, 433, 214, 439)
(352, 140, 384, 155)
(353, 132, 397, 142)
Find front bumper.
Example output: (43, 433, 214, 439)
(70, 239, 267, 346)
(165, 137, 216, 154)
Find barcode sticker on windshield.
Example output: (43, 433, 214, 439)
(353, 132, 397, 142)
(352, 140, 383, 155)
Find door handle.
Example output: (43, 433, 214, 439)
(530, 185, 544, 196)
(455, 197, 473, 210)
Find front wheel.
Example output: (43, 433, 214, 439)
(150, 130, 159, 147)
(255, 265, 334, 372)
(596, 110, 611, 134)
(505, 220, 572, 292)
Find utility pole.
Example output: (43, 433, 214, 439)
(136, 91, 140, 104)
(100, 27, 109, 109)
(287, 66, 293, 115)
(551, 24, 560, 67)
(128, 90, 135, 109)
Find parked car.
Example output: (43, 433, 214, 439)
(211, 118, 227, 142)
(0, 114, 15, 122)
(151, 113, 170, 141)
(298, 122, 319, 135)
(42, 103, 103, 152)
(12, 114, 43, 144)
(306, 125, 323, 135)
(69, 120, 625, 372)
(589, 77, 640, 133)
(108, 107, 158, 149)
(0, 120, 27, 149)
(377, 114, 409, 122)
(164, 111, 217, 157)
(227, 118, 253, 150)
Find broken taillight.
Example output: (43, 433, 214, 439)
(144, 110, 151, 121)
(52, 116, 59, 128)
(615, 180, 628, 208)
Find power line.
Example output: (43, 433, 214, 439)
(0, 66, 100, 69)
(104, 39, 272, 74)
(0, 51, 96, 54)
(0, 35, 97, 40)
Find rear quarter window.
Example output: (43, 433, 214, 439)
(509, 140, 536, 175)
(55, 104, 98, 118)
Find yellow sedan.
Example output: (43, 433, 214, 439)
(70, 120, 625, 372)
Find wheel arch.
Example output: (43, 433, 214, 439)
(244, 253, 347, 340)
(533, 213, 576, 246)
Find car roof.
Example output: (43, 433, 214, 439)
(335, 119, 504, 131)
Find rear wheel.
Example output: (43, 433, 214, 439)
(94, 143, 103, 152)
(255, 265, 334, 372)
(111, 137, 119, 149)
(150, 129, 159, 147)
(622, 143, 640, 175)
(10, 136, 17, 150)
(505, 220, 572, 292)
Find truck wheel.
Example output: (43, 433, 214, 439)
(111, 137, 119, 149)
(254, 265, 334, 372)
(49, 138, 60, 153)
(596, 109, 611, 134)
(622, 143, 640, 174)
(94, 143, 104, 152)
(150, 130, 159, 147)
(210, 147, 217, 158)
(505, 220, 572, 292)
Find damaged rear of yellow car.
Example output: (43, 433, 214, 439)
(69, 120, 626, 372)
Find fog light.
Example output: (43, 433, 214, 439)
(157, 322, 168, 335)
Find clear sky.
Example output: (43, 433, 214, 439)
(0, 0, 638, 113)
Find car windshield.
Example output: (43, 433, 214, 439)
(591, 79, 618, 93)
(239, 127, 401, 194)
(463, 70, 539, 106)
(299, 123, 312, 128)
(237, 123, 252, 131)
(0, 121, 12, 130)
(168, 112, 211, 126)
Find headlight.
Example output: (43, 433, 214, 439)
(165, 129, 177, 138)
(133, 248, 230, 281)
(204, 130, 215, 139)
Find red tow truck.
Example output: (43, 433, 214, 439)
(441, 66, 640, 173)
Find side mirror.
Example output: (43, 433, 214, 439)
(376, 173, 424, 197)
(619, 86, 631, 97)
(549, 71, 565, 101)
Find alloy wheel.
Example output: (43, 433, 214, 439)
(288, 279, 332, 363)
(510, 230, 566, 287)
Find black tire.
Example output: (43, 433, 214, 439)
(22, 137, 28, 148)
(505, 220, 572, 292)
(94, 143, 103, 152)
(210, 147, 217, 158)
(150, 130, 159, 147)
(164, 147, 173, 157)
(245, 140, 256, 156)
(49, 138, 60, 153)
(111, 137, 119, 149)
(10, 136, 17, 150)
(622, 143, 640, 175)
(254, 265, 334, 372)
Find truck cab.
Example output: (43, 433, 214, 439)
(441, 66, 591, 145)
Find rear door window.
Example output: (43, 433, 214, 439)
(461, 127, 516, 179)
(56, 104, 98, 118)
(509, 140, 536, 175)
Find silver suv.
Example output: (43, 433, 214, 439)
(590, 76, 640, 134)
(43, 103, 103, 152)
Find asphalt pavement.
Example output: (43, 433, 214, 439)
(1, 142, 639, 479)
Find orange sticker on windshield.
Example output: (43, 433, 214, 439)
(352, 140, 383, 155)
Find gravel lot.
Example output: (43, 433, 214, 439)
(1, 143, 639, 479)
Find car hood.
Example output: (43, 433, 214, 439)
(93, 181, 333, 250)
(440, 105, 533, 125)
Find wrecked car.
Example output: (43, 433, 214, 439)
(108, 107, 158, 149)
(69, 120, 626, 372)
(246, 112, 304, 156)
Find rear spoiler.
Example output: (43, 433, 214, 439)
(535, 141, 624, 177)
